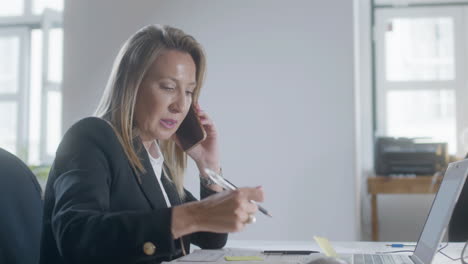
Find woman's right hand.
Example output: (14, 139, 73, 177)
(171, 187, 264, 238)
(196, 187, 264, 232)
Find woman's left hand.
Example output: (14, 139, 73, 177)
(177, 104, 220, 172)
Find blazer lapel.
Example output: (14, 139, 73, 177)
(132, 139, 168, 209)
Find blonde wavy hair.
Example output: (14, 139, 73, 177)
(95, 24, 206, 198)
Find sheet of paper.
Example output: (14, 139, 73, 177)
(176, 249, 224, 262)
(224, 256, 264, 261)
(163, 248, 313, 263)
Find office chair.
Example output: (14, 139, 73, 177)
(448, 153, 468, 242)
(0, 148, 43, 264)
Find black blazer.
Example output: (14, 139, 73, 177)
(0, 148, 43, 264)
(39, 117, 227, 264)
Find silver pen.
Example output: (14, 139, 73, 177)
(204, 168, 273, 217)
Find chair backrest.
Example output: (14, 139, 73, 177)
(0, 148, 43, 264)
(448, 153, 468, 242)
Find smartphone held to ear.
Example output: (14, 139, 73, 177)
(176, 106, 207, 151)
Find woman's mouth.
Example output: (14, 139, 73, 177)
(160, 119, 178, 129)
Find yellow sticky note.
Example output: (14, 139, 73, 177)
(225, 256, 264, 261)
(313, 236, 338, 257)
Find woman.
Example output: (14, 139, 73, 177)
(40, 24, 264, 264)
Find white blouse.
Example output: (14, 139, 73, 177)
(143, 140, 171, 207)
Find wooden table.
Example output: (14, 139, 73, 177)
(367, 175, 442, 241)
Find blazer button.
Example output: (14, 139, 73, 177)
(143, 242, 156, 256)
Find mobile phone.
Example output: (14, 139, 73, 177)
(175, 105, 206, 151)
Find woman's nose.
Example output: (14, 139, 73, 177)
(169, 93, 187, 114)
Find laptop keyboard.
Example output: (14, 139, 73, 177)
(353, 254, 412, 264)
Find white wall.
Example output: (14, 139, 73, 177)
(62, 0, 359, 241)
(355, 0, 375, 241)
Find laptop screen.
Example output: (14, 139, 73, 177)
(413, 160, 468, 264)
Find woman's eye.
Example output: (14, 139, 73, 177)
(161, 86, 175, 90)
(186, 90, 194, 96)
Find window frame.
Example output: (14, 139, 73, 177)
(0, 27, 29, 157)
(0, 2, 63, 164)
(374, 6, 468, 157)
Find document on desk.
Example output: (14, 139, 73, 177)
(162, 248, 315, 263)
(175, 249, 225, 262)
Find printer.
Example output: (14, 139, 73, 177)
(375, 137, 449, 176)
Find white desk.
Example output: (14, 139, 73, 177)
(174, 240, 464, 264)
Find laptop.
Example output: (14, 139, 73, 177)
(349, 159, 468, 264)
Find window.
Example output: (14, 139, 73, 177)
(0, 0, 63, 165)
(374, 6, 468, 157)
